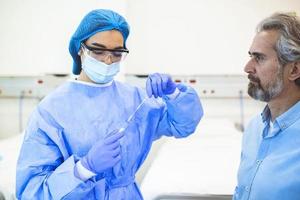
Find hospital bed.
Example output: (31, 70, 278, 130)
(0, 134, 23, 200)
(140, 118, 242, 200)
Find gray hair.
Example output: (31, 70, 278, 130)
(257, 13, 300, 65)
(257, 13, 300, 85)
(256, 13, 300, 86)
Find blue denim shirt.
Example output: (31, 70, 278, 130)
(233, 101, 300, 200)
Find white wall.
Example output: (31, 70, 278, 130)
(0, 98, 38, 139)
(0, 0, 127, 76)
(0, 0, 299, 76)
(126, 0, 300, 75)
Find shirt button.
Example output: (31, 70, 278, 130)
(256, 160, 261, 165)
(245, 186, 250, 192)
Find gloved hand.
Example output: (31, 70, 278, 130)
(146, 73, 177, 98)
(81, 130, 124, 174)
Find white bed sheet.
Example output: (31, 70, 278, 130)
(140, 118, 242, 200)
(0, 134, 23, 199)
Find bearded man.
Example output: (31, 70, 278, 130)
(233, 13, 300, 200)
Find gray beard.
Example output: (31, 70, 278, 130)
(247, 68, 284, 102)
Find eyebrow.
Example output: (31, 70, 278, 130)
(248, 51, 266, 57)
(91, 42, 124, 50)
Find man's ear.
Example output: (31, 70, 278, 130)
(288, 62, 300, 81)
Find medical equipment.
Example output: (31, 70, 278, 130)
(117, 97, 148, 133)
(146, 74, 177, 98)
(81, 51, 121, 84)
(81, 130, 124, 175)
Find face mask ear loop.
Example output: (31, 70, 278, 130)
(82, 48, 89, 57)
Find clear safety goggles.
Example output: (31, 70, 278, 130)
(81, 43, 129, 63)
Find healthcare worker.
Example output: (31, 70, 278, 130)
(16, 9, 203, 200)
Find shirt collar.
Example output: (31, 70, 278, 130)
(261, 100, 300, 132)
(261, 106, 271, 123)
(275, 100, 300, 131)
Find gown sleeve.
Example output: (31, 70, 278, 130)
(16, 107, 105, 200)
(153, 85, 203, 140)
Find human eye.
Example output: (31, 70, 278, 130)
(112, 51, 122, 57)
(253, 54, 265, 63)
(92, 50, 105, 55)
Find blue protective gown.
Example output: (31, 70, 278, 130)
(16, 80, 202, 200)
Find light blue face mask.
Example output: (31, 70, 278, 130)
(82, 54, 120, 84)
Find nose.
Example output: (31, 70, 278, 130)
(103, 54, 113, 65)
(244, 58, 256, 74)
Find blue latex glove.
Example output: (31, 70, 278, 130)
(81, 130, 124, 174)
(146, 73, 177, 98)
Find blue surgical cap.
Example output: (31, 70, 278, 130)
(69, 9, 130, 75)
